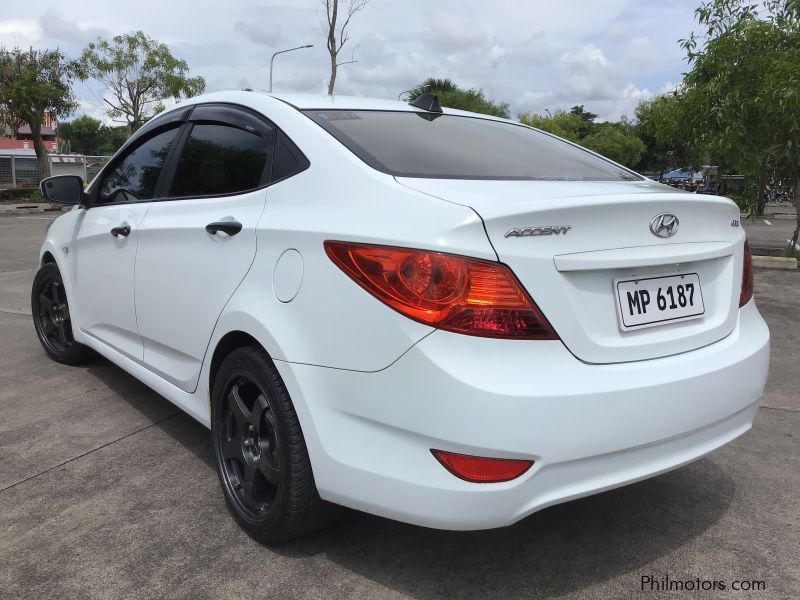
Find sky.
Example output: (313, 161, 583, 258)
(0, 0, 702, 123)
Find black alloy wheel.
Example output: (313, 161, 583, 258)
(31, 263, 94, 365)
(217, 375, 282, 516)
(211, 346, 334, 543)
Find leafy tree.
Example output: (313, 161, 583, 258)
(58, 115, 128, 156)
(568, 105, 598, 138)
(408, 78, 510, 118)
(569, 105, 598, 122)
(96, 125, 128, 156)
(634, 93, 697, 176)
(582, 124, 646, 167)
(679, 0, 800, 249)
(58, 114, 101, 154)
(519, 110, 645, 169)
(518, 110, 584, 142)
(0, 47, 77, 178)
(77, 31, 205, 136)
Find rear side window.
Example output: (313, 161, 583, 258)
(303, 110, 641, 181)
(169, 124, 271, 197)
(98, 126, 180, 203)
(270, 132, 310, 183)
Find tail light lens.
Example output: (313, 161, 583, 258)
(739, 240, 754, 307)
(431, 449, 533, 483)
(324, 241, 558, 339)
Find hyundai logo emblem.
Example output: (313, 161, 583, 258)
(649, 213, 679, 238)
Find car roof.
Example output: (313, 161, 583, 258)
(164, 90, 510, 124)
(267, 93, 418, 112)
(268, 92, 510, 122)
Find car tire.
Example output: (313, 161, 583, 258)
(31, 262, 95, 365)
(211, 345, 334, 544)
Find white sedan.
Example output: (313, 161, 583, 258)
(34, 91, 769, 543)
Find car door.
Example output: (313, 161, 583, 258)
(134, 104, 274, 391)
(71, 122, 183, 361)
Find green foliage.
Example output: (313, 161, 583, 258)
(58, 115, 128, 155)
(678, 0, 800, 239)
(0, 47, 77, 126)
(518, 110, 584, 142)
(408, 78, 510, 119)
(77, 31, 205, 134)
(58, 115, 100, 154)
(519, 110, 645, 168)
(582, 124, 646, 168)
(0, 187, 44, 202)
(569, 105, 598, 122)
(633, 93, 697, 174)
(0, 46, 77, 177)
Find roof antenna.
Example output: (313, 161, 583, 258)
(409, 93, 443, 113)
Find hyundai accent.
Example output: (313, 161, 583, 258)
(34, 91, 770, 543)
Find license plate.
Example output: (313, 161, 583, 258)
(615, 273, 705, 330)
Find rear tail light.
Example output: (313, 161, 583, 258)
(739, 240, 754, 307)
(324, 241, 558, 339)
(431, 450, 533, 483)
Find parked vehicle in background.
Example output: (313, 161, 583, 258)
(33, 91, 769, 543)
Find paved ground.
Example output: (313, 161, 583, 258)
(743, 203, 798, 256)
(0, 214, 798, 599)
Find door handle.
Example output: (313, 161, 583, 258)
(110, 224, 131, 238)
(206, 221, 243, 236)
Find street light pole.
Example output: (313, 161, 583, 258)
(269, 45, 314, 93)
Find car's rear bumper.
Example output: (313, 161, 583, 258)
(276, 301, 769, 530)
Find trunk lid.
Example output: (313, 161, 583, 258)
(397, 178, 745, 364)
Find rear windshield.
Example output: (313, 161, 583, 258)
(303, 110, 641, 181)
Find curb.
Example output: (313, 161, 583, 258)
(0, 203, 68, 215)
(752, 255, 798, 270)
(741, 213, 796, 221)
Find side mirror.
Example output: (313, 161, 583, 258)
(40, 175, 85, 206)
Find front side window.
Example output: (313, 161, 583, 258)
(303, 110, 642, 181)
(169, 124, 271, 197)
(98, 127, 179, 203)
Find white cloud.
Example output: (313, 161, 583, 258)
(39, 8, 108, 47)
(234, 20, 285, 48)
(625, 36, 663, 70)
(421, 11, 489, 54)
(0, 19, 41, 47)
(0, 0, 700, 122)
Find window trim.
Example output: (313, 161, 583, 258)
(86, 102, 311, 208)
(89, 122, 186, 207)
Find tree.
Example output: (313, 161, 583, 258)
(322, 0, 369, 95)
(0, 47, 77, 179)
(634, 93, 697, 176)
(408, 78, 510, 118)
(568, 105, 598, 138)
(519, 110, 585, 142)
(581, 124, 646, 168)
(679, 0, 800, 250)
(58, 115, 101, 154)
(58, 115, 127, 156)
(77, 31, 205, 136)
(519, 109, 645, 169)
(569, 105, 598, 122)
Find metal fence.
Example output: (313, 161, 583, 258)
(0, 154, 110, 190)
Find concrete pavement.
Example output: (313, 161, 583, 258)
(0, 214, 798, 599)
